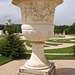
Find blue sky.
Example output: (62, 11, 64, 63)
(0, 0, 75, 25)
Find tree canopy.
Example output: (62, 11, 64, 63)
(54, 23, 75, 34)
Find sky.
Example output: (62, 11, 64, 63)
(0, 0, 75, 25)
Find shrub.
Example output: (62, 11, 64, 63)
(0, 20, 26, 59)
(0, 34, 25, 59)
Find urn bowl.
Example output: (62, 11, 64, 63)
(22, 24, 54, 42)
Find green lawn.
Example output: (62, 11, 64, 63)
(45, 55, 75, 59)
(20, 54, 75, 59)
(0, 56, 13, 65)
(0, 45, 74, 65)
(46, 43, 62, 46)
(0, 35, 5, 38)
(21, 38, 75, 48)
(26, 41, 32, 47)
(26, 46, 73, 53)
(44, 46, 73, 53)
(0, 36, 75, 65)
(47, 38, 75, 43)
(25, 40, 63, 48)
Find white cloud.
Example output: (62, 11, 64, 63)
(0, 0, 22, 24)
(0, 0, 75, 25)
(54, 0, 75, 25)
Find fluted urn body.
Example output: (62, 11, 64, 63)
(12, 0, 63, 70)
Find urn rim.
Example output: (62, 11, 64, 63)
(12, 0, 63, 6)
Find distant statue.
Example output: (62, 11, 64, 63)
(0, 30, 3, 35)
(63, 30, 65, 35)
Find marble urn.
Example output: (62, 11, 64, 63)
(12, 0, 63, 75)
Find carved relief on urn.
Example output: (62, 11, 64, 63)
(12, 0, 63, 42)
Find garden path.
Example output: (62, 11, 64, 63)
(0, 59, 75, 75)
(20, 35, 75, 50)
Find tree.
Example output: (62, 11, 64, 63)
(67, 23, 75, 34)
(0, 24, 5, 30)
(13, 24, 22, 33)
(54, 25, 69, 34)
(0, 20, 25, 59)
(4, 19, 15, 35)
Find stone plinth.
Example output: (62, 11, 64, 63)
(18, 63, 55, 75)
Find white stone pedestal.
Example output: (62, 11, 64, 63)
(18, 42, 55, 75)
(18, 63, 55, 75)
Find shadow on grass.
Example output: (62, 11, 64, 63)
(56, 68, 75, 75)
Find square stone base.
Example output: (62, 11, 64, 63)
(18, 63, 55, 75)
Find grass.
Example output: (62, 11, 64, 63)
(25, 46, 73, 53)
(47, 38, 75, 43)
(0, 45, 74, 66)
(20, 54, 75, 59)
(0, 54, 75, 66)
(25, 40, 63, 48)
(0, 56, 13, 65)
(46, 43, 62, 46)
(0, 35, 75, 65)
(44, 46, 73, 53)
(45, 55, 75, 59)
(21, 38, 75, 48)
(44, 46, 49, 47)
(0, 35, 5, 39)
(26, 41, 32, 47)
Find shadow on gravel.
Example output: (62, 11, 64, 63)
(56, 68, 75, 75)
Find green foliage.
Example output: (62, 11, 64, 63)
(67, 23, 75, 34)
(0, 35, 25, 59)
(54, 23, 75, 34)
(0, 24, 5, 30)
(54, 25, 69, 34)
(0, 20, 25, 59)
(4, 19, 15, 35)
(13, 24, 22, 33)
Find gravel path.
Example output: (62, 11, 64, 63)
(0, 59, 75, 75)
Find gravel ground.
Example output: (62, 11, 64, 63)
(0, 59, 75, 75)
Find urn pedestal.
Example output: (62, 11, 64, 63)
(12, 0, 63, 75)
